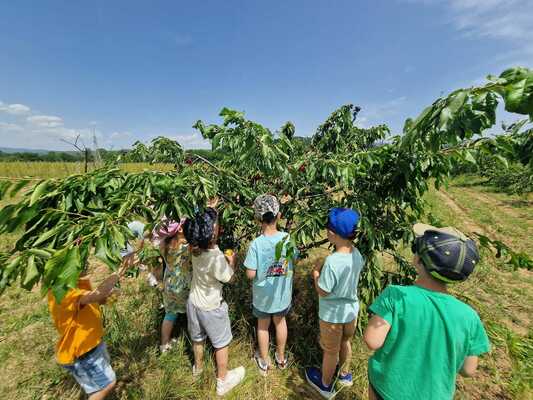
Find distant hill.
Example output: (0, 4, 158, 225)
(0, 147, 51, 154)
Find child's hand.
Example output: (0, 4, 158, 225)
(119, 254, 135, 275)
(225, 252, 236, 267)
(311, 269, 320, 280)
(207, 197, 220, 209)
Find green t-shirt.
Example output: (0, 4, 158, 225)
(368, 285, 490, 400)
(318, 248, 364, 323)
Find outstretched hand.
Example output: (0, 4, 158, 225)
(119, 253, 139, 276)
(207, 196, 220, 209)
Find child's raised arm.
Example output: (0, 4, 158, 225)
(80, 255, 135, 305)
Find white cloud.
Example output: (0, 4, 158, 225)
(448, 0, 533, 42)
(405, 0, 533, 66)
(27, 115, 64, 128)
(176, 133, 210, 149)
(0, 102, 31, 115)
(1, 100, 209, 151)
(0, 122, 24, 132)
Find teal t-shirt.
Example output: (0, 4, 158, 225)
(368, 285, 491, 400)
(244, 232, 295, 314)
(318, 248, 364, 323)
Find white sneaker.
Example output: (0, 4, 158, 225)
(147, 273, 158, 287)
(159, 343, 172, 354)
(216, 366, 245, 396)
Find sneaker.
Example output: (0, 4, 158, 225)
(337, 372, 353, 387)
(274, 351, 288, 370)
(305, 367, 335, 399)
(147, 272, 158, 287)
(192, 365, 203, 377)
(216, 366, 245, 396)
(159, 343, 172, 354)
(254, 350, 269, 376)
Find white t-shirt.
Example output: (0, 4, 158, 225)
(189, 246, 234, 311)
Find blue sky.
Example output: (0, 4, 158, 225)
(1, 0, 532, 150)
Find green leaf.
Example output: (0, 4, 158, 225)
(494, 154, 509, 169)
(95, 237, 119, 269)
(0, 255, 22, 284)
(28, 248, 52, 259)
(500, 68, 533, 117)
(9, 179, 30, 197)
(0, 181, 12, 200)
(57, 247, 81, 289)
(30, 180, 49, 206)
(22, 255, 40, 290)
(43, 248, 69, 288)
(33, 226, 61, 247)
(463, 150, 477, 165)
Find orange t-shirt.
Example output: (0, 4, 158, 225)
(48, 278, 104, 364)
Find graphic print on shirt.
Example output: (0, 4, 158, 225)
(265, 258, 289, 277)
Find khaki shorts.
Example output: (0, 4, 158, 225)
(319, 319, 357, 354)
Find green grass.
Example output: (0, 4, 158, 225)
(0, 172, 532, 399)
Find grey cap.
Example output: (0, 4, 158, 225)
(253, 194, 280, 220)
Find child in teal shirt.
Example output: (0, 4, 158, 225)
(306, 207, 364, 399)
(364, 224, 490, 400)
(244, 194, 297, 375)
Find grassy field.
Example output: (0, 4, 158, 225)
(0, 165, 531, 399)
(0, 161, 174, 178)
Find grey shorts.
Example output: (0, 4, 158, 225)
(252, 304, 291, 319)
(186, 299, 233, 349)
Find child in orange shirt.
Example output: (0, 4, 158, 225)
(48, 254, 133, 400)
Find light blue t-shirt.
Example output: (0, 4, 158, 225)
(318, 248, 364, 323)
(244, 232, 296, 314)
(120, 220, 145, 257)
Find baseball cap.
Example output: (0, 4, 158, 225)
(253, 194, 280, 220)
(326, 208, 360, 239)
(412, 223, 479, 283)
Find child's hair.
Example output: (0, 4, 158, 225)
(261, 211, 277, 224)
(183, 208, 218, 255)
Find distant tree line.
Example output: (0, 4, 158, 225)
(0, 136, 312, 164)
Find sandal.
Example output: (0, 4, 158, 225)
(254, 350, 269, 376)
(275, 352, 288, 370)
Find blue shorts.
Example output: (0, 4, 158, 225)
(61, 342, 116, 394)
(253, 304, 291, 319)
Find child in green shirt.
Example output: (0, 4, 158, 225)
(364, 223, 490, 400)
(305, 207, 364, 399)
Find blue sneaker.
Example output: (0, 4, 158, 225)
(305, 367, 335, 399)
(338, 372, 353, 387)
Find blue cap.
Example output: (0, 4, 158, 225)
(327, 208, 360, 239)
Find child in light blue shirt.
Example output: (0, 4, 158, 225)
(306, 207, 364, 399)
(244, 194, 296, 375)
